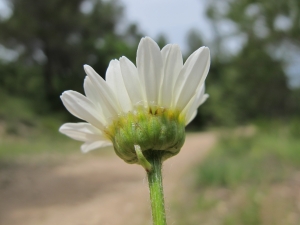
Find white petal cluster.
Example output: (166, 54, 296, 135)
(60, 37, 210, 153)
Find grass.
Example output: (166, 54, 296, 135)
(198, 122, 300, 187)
(0, 134, 80, 160)
(174, 121, 300, 225)
(0, 93, 82, 162)
(0, 94, 116, 165)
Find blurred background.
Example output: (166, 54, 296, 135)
(0, 0, 300, 224)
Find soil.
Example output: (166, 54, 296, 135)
(0, 132, 216, 225)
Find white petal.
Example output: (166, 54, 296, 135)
(173, 47, 210, 110)
(185, 94, 208, 125)
(183, 84, 208, 124)
(84, 65, 120, 117)
(84, 76, 98, 104)
(182, 94, 197, 122)
(198, 93, 209, 107)
(120, 56, 145, 106)
(105, 60, 133, 113)
(185, 95, 209, 125)
(186, 110, 197, 125)
(81, 140, 112, 153)
(191, 84, 205, 111)
(193, 84, 209, 110)
(60, 91, 105, 130)
(83, 76, 109, 124)
(159, 44, 183, 108)
(59, 122, 106, 142)
(136, 37, 163, 106)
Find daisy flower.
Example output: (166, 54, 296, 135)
(59, 37, 210, 165)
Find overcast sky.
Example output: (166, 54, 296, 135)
(120, 0, 212, 53)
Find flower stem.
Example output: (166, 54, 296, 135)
(146, 151, 167, 225)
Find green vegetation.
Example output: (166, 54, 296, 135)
(0, 91, 117, 164)
(0, 135, 78, 161)
(0, 91, 79, 162)
(198, 124, 300, 187)
(174, 122, 300, 225)
(0, 0, 142, 113)
(188, 0, 300, 127)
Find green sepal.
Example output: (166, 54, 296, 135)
(134, 145, 152, 172)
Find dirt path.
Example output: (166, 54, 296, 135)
(0, 132, 216, 225)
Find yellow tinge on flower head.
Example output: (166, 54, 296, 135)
(59, 37, 210, 168)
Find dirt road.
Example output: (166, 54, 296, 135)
(0, 132, 216, 225)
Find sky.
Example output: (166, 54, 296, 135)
(120, 0, 212, 53)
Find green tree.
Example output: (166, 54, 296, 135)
(209, 0, 300, 46)
(190, 0, 300, 126)
(0, 0, 142, 111)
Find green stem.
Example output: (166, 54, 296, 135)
(146, 152, 167, 225)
